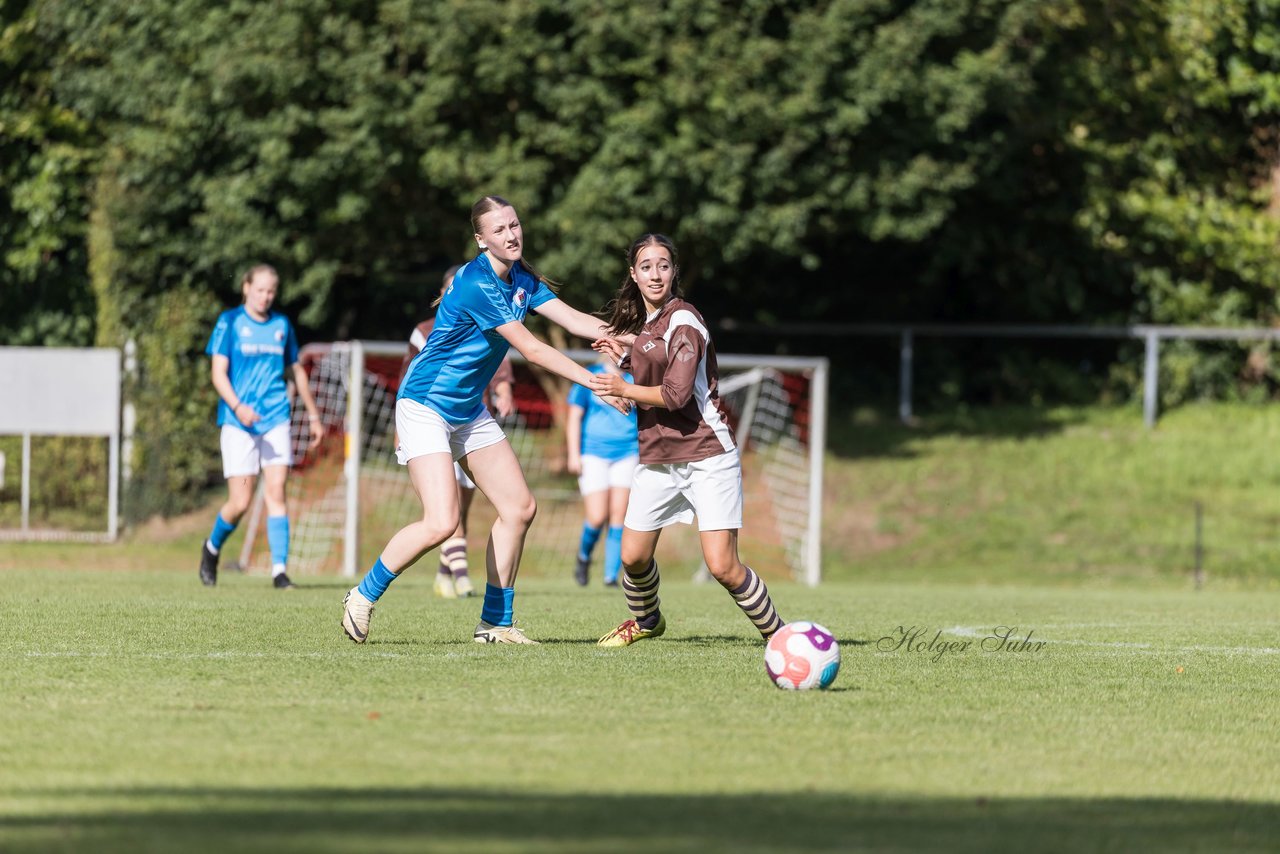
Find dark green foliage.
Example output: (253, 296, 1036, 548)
(0, 436, 107, 528)
(0, 0, 97, 346)
(3, 0, 1279, 514)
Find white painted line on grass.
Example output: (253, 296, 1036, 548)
(943, 626, 1280, 656)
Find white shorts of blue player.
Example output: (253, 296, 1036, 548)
(341, 196, 633, 646)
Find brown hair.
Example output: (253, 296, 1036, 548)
(429, 263, 464, 310)
(240, 264, 278, 300)
(601, 233, 681, 336)
(470, 195, 558, 290)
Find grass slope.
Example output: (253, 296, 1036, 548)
(826, 402, 1280, 584)
(2, 570, 1278, 852)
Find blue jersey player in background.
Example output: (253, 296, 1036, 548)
(566, 357, 639, 587)
(199, 264, 324, 589)
(341, 195, 631, 645)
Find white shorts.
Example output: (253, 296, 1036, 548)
(221, 422, 293, 478)
(454, 462, 475, 490)
(624, 449, 744, 532)
(395, 398, 507, 466)
(578, 454, 639, 496)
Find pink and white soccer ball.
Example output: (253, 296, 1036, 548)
(764, 621, 840, 690)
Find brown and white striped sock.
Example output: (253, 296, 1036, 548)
(729, 566, 783, 638)
(622, 558, 662, 630)
(441, 536, 469, 579)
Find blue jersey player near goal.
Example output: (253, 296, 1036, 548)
(341, 195, 631, 645)
(198, 264, 324, 589)
(566, 357, 639, 587)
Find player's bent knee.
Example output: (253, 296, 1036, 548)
(620, 555, 652, 575)
(224, 498, 252, 520)
(706, 559, 744, 587)
(421, 519, 458, 547)
(508, 495, 537, 528)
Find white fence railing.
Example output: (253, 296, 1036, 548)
(717, 321, 1280, 428)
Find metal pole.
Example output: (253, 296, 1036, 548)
(1193, 501, 1204, 589)
(107, 430, 119, 541)
(806, 359, 829, 587)
(343, 341, 364, 577)
(108, 345, 122, 540)
(735, 367, 765, 452)
(1143, 331, 1160, 428)
(899, 329, 914, 424)
(20, 433, 30, 533)
(122, 338, 137, 486)
(233, 481, 265, 573)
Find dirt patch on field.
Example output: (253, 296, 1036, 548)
(0, 503, 219, 572)
(828, 499, 919, 557)
(133, 506, 218, 542)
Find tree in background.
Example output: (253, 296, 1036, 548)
(0, 0, 95, 346)
(1042, 0, 1280, 405)
(5, 0, 1278, 515)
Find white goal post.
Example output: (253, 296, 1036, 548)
(238, 342, 828, 585)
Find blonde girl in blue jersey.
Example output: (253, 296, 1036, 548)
(199, 264, 324, 589)
(342, 196, 629, 645)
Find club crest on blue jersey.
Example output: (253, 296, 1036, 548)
(513, 287, 526, 309)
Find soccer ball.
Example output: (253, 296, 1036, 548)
(764, 621, 840, 690)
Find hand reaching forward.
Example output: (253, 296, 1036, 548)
(591, 371, 628, 400)
(592, 337, 627, 366)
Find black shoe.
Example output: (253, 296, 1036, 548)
(603, 578, 619, 588)
(199, 541, 218, 586)
(574, 556, 589, 586)
(273, 573, 296, 590)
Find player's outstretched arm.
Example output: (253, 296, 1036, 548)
(533, 297, 612, 342)
(496, 321, 631, 415)
(590, 372, 666, 408)
(591, 337, 628, 366)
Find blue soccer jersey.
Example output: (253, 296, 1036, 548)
(568, 364, 639, 461)
(206, 306, 299, 435)
(398, 254, 555, 424)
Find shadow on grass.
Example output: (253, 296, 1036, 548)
(1, 786, 1275, 853)
(422, 635, 765, 647)
(271, 580, 356, 591)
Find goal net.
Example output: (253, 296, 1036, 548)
(236, 342, 827, 584)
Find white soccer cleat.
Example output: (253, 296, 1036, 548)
(452, 574, 475, 598)
(433, 573, 458, 599)
(342, 587, 374, 644)
(473, 620, 539, 645)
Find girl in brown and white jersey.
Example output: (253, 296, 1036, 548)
(590, 233, 785, 647)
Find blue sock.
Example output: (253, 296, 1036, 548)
(604, 526, 623, 583)
(266, 515, 290, 569)
(577, 522, 603, 562)
(356, 557, 398, 603)
(481, 584, 515, 627)
(208, 513, 237, 554)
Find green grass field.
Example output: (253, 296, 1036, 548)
(4, 402, 1280, 850)
(2, 569, 1278, 852)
